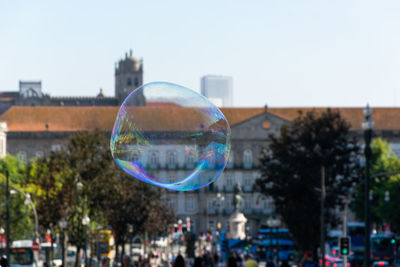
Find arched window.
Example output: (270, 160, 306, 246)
(127, 78, 132, 86)
(227, 153, 234, 169)
(168, 198, 176, 210)
(243, 149, 253, 169)
(186, 197, 194, 211)
(167, 150, 177, 169)
(129, 151, 140, 162)
(185, 151, 195, 169)
(148, 151, 159, 169)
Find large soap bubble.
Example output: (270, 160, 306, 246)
(110, 82, 231, 191)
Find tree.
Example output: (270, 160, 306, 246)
(103, 173, 175, 259)
(63, 130, 175, 261)
(257, 109, 361, 253)
(351, 138, 400, 231)
(0, 154, 34, 241)
(28, 151, 74, 235)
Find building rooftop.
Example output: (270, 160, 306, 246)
(0, 106, 398, 132)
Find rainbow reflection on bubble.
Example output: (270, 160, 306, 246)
(110, 82, 231, 191)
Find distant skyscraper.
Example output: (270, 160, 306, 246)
(201, 75, 233, 107)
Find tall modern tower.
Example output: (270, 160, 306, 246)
(200, 75, 233, 107)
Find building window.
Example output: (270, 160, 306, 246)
(18, 151, 27, 162)
(264, 198, 274, 209)
(208, 220, 215, 230)
(226, 196, 233, 209)
(244, 175, 252, 187)
(167, 150, 177, 169)
(168, 198, 176, 210)
(226, 174, 233, 187)
(243, 149, 253, 169)
(127, 78, 132, 86)
(227, 153, 234, 169)
(185, 152, 195, 169)
(186, 197, 194, 211)
(128, 150, 140, 162)
(167, 175, 175, 184)
(207, 199, 214, 211)
(51, 144, 62, 151)
(148, 151, 159, 169)
(245, 197, 251, 209)
(134, 77, 139, 86)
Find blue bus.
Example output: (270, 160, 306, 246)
(371, 234, 396, 265)
(254, 229, 295, 262)
(347, 222, 366, 252)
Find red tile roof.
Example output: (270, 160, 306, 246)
(0, 106, 398, 132)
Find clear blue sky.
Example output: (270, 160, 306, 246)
(1, 0, 400, 107)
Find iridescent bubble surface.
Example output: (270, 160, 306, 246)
(110, 82, 231, 191)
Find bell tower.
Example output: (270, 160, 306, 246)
(115, 50, 145, 105)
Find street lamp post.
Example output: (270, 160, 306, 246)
(82, 215, 90, 267)
(267, 217, 281, 265)
(214, 193, 224, 253)
(384, 191, 390, 232)
(5, 171, 10, 266)
(1, 175, 39, 267)
(362, 104, 374, 267)
(59, 219, 67, 267)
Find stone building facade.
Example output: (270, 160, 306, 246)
(1, 106, 400, 235)
(0, 51, 143, 113)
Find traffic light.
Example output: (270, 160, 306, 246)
(391, 238, 396, 245)
(339, 237, 350, 256)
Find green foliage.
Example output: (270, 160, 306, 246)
(0, 154, 34, 241)
(352, 138, 400, 231)
(257, 109, 361, 253)
(27, 151, 75, 235)
(27, 130, 174, 255)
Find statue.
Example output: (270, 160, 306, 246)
(232, 183, 242, 212)
(228, 182, 247, 239)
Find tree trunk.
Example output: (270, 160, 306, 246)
(63, 233, 69, 267)
(50, 234, 54, 266)
(121, 241, 125, 258)
(75, 247, 81, 267)
(115, 242, 119, 263)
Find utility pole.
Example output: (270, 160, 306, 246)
(5, 170, 10, 266)
(321, 166, 326, 267)
(362, 104, 373, 267)
(343, 201, 348, 267)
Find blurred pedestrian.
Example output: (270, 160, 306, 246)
(0, 255, 7, 267)
(194, 257, 203, 267)
(123, 255, 134, 267)
(226, 255, 237, 267)
(174, 255, 185, 267)
(299, 251, 317, 267)
(244, 255, 257, 267)
(235, 253, 243, 267)
(213, 254, 220, 267)
(280, 260, 289, 267)
(266, 257, 275, 267)
(102, 257, 110, 267)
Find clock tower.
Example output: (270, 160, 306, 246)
(115, 50, 145, 105)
